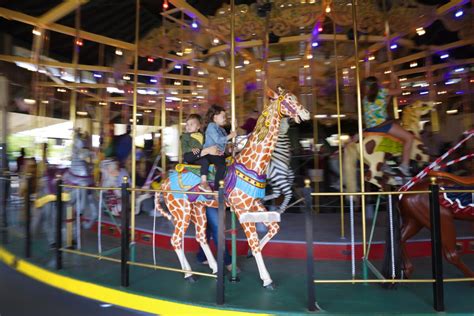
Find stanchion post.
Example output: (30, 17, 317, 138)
(25, 174, 32, 258)
(121, 176, 130, 287)
(216, 180, 225, 305)
(1, 172, 8, 244)
(55, 176, 63, 270)
(429, 177, 444, 311)
(304, 179, 318, 311)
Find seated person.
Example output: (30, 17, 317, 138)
(203, 105, 237, 191)
(363, 76, 414, 177)
(181, 114, 220, 192)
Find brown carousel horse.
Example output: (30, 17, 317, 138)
(397, 171, 474, 279)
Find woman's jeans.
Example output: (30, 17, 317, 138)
(196, 207, 232, 266)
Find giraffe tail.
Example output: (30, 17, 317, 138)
(343, 141, 359, 196)
(154, 192, 172, 221)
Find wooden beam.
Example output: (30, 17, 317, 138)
(38, 0, 89, 25)
(168, 0, 208, 27)
(0, 54, 208, 82)
(37, 82, 205, 91)
(396, 58, 474, 77)
(0, 8, 134, 50)
(342, 0, 470, 67)
(377, 39, 474, 71)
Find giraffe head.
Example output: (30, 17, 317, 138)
(268, 86, 310, 124)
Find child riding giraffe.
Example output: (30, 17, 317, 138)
(155, 87, 310, 288)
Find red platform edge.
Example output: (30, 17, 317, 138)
(92, 221, 474, 261)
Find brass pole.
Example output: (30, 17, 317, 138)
(426, 55, 439, 132)
(381, 0, 400, 119)
(69, 7, 81, 126)
(262, 5, 270, 108)
(230, 0, 238, 281)
(351, 0, 367, 256)
(130, 0, 140, 241)
(161, 97, 166, 173)
(311, 66, 319, 209)
(333, 19, 344, 239)
(177, 10, 184, 164)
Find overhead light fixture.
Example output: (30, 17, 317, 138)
(197, 70, 204, 75)
(416, 27, 425, 36)
(314, 114, 328, 119)
(384, 70, 392, 74)
(454, 10, 463, 18)
(311, 42, 319, 47)
(77, 111, 88, 116)
(150, 78, 157, 83)
(213, 38, 220, 44)
(123, 75, 131, 80)
(32, 29, 41, 36)
(243, 60, 250, 65)
(325, 6, 331, 13)
(306, 54, 313, 60)
(115, 49, 123, 56)
(446, 109, 458, 114)
(410, 62, 418, 68)
(368, 55, 375, 61)
(440, 53, 449, 59)
(191, 21, 198, 29)
(390, 44, 397, 50)
(147, 57, 154, 63)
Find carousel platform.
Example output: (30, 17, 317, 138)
(1, 228, 474, 315)
(94, 207, 474, 261)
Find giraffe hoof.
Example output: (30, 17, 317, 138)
(185, 275, 198, 283)
(264, 282, 275, 290)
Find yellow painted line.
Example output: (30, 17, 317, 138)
(0, 247, 269, 316)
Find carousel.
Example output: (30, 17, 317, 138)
(0, 0, 473, 314)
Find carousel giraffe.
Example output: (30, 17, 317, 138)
(155, 87, 310, 287)
(343, 100, 435, 192)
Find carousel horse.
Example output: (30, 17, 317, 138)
(99, 158, 132, 216)
(395, 171, 474, 279)
(62, 130, 98, 229)
(34, 130, 97, 243)
(154, 87, 310, 287)
(343, 100, 435, 193)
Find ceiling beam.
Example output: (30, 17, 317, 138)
(396, 58, 474, 77)
(0, 7, 134, 50)
(342, 0, 470, 67)
(37, 0, 89, 25)
(0, 54, 209, 82)
(376, 39, 474, 71)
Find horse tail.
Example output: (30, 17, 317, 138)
(343, 141, 359, 195)
(154, 179, 172, 221)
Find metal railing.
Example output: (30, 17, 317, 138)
(303, 178, 474, 312)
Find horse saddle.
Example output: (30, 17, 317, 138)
(430, 171, 474, 217)
(364, 132, 403, 154)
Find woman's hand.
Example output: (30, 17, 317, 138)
(201, 145, 221, 156)
(227, 131, 237, 140)
(191, 148, 201, 155)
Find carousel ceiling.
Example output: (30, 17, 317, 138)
(0, 0, 472, 120)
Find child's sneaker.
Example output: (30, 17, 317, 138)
(199, 182, 213, 192)
(395, 165, 412, 177)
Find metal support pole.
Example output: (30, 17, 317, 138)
(121, 176, 130, 287)
(429, 177, 444, 311)
(229, 0, 238, 282)
(130, 0, 140, 244)
(25, 174, 32, 258)
(333, 19, 345, 238)
(351, 0, 368, 278)
(55, 177, 63, 270)
(304, 179, 318, 311)
(0, 75, 9, 244)
(216, 180, 226, 305)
